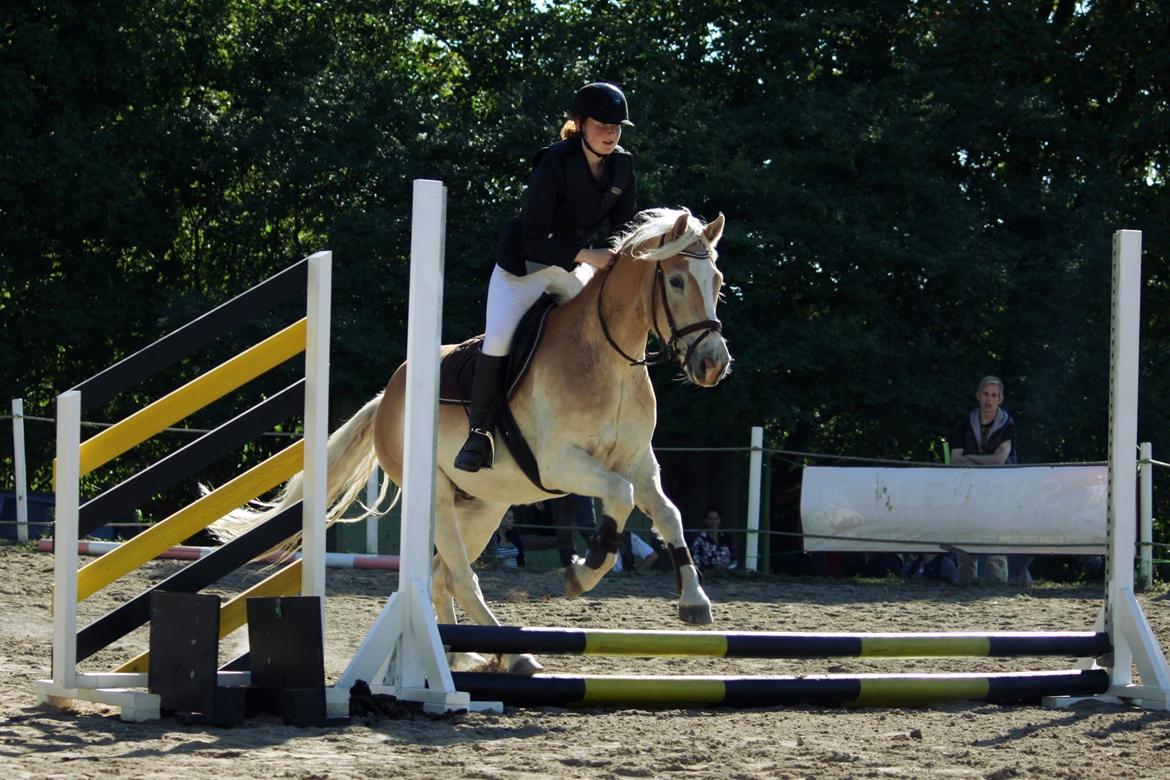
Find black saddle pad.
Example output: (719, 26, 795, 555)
(438, 294, 558, 405)
(438, 294, 563, 495)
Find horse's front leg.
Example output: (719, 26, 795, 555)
(628, 449, 713, 625)
(432, 556, 489, 672)
(546, 448, 636, 597)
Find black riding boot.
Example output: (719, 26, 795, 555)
(454, 352, 507, 472)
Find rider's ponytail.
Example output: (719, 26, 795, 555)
(559, 115, 583, 140)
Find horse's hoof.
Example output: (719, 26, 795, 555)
(508, 653, 543, 676)
(679, 602, 713, 625)
(564, 560, 585, 597)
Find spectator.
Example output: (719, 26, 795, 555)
(548, 495, 598, 566)
(948, 375, 1017, 583)
(491, 508, 525, 569)
(901, 552, 959, 584)
(690, 505, 736, 572)
(613, 529, 659, 572)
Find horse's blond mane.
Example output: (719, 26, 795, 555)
(611, 208, 716, 262)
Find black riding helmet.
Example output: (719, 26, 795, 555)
(570, 82, 634, 127)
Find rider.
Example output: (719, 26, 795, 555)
(454, 82, 638, 472)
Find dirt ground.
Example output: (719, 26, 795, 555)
(3, 545, 1170, 779)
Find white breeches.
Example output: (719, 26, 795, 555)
(482, 262, 592, 356)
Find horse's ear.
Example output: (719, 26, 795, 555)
(704, 213, 725, 247)
(668, 212, 690, 242)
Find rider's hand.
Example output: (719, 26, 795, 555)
(576, 248, 617, 269)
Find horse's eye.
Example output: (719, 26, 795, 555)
(669, 276, 684, 290)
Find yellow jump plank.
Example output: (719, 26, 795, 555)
(115, 560, 302, 674)
(78, 319, 307, 476)
(76, 440, 304, 601)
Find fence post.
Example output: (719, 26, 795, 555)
(12, 398, 28, 543)
(1140, 441, 1153, 586)
(746, 426, 763, 572)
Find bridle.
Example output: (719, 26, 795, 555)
(597, 237, 723, 368)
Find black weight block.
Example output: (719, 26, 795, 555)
(174, 685, 247, 727)
(148, 591, 220, 715)
(246, 596, 325, 691)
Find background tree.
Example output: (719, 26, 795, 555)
(2, 0, 1168, 529)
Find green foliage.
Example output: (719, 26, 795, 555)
(2, 0, 1170, 527)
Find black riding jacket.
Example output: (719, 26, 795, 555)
(496, 138, 636, 275)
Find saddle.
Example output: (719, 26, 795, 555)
(439, 294, 564, 494)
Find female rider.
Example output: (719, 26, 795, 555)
(454, 82, 638, 472)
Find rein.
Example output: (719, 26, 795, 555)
(596, 237, 722, 368)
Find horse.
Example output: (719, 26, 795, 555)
(215, 207, 732, 675)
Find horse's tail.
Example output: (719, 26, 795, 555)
(209, 392, 399, 545)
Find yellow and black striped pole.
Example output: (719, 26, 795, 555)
(451, 669, 1110, 708)
(438, 625, 1111, 660)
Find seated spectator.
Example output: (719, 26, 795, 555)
(613, 529, 659, 572)
(690, 505, 736, 572)
(901, 552, 959, 584)
(491, 508, 525, 569)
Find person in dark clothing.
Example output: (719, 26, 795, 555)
(948, 375, 1018, 583)
(454, 82, 638, 472)
(949, 376, 1017, 467)
(549, 494, 599, 566)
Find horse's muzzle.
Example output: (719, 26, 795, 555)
(687, 339, 731, 387)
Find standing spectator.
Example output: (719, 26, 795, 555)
(549, 494, 598, 566)
(948, 375, 1017, 583)
(690, 505, 736, 573)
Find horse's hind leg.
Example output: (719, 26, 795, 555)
(629, 449, 713, 625)
(432, 478, 543, 675)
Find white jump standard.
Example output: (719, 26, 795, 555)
(325, 179, 480, 714)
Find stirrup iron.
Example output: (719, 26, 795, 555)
(454, 427, 495, 472)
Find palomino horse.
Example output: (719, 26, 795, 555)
(216, 207, 732, 674)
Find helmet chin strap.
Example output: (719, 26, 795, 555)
(580, 134, 611, 158)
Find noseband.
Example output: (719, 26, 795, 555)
(597, 243, 723, 368)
